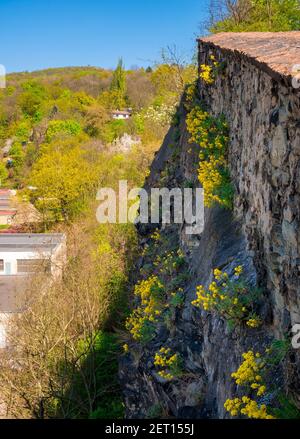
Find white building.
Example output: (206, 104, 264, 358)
(112, 110, 132, 120)
(0, 233, 66, 348)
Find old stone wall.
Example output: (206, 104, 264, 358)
(120, 36, 300, 418)
(198, 39, 300, 336)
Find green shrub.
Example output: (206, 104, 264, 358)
(45, 119, 82, 142)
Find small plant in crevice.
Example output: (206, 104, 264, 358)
(199, 55, 226, 85)
(199, 55, 221, 85)
(154, 347, 183, 381)
(158, 249, 186, 276)
(191, 265, 262, 330)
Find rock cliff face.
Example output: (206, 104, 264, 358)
(120, 33, 300, 418)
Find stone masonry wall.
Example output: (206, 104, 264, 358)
(198, 38, 300, 337)
(120, 34, 300, 418)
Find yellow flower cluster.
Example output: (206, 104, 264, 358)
(199, 56, 220, 85)
(186, 106, 232, 209)
(234, 265, 243, 276)
(126, 309, 150, 341)
(247, 318, 262, 328)
(224, 397, 275, 419)
(198, 156, 227, 206)
(154, 347, 180, 381)
(231, 351, 264, 388)
(199, 64, 214, 85)
(224, 350, 275, 419)
(123, 343, 129, 353)
(150, 229, 161, 241)
(192, 266, 261, 328)
(126, 276, 164, 340)
(135, 276, 164, 318)
(127, 244, 187, 343)
(186, 107, 211, 146)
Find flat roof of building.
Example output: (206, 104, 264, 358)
(0, 275, 30, 312)
(198, 32, 300, 78)
(0, 233, 66, 253)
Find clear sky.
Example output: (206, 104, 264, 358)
(0, 0, 210, 73)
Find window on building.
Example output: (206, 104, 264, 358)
(17, 259, 51, 274)
(0, 259, 4, 271)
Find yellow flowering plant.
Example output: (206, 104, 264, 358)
(186, 105, 233, 209)
(224, 397, 275, 419)
(199, 55, 221, 85)
(127, 244, 189, 345)
(154, 347, 183, 381)
(126, 275, 165, 343)
(224, 350, 275, 419)
(224, 342, 298, 419)
(192, 265, 262, 330)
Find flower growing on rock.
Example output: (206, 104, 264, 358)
(192, 265, 262, 329)
(154, 347, 182, 381)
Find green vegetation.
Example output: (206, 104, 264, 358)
(224, 343, 299, 419)
(209, 0, 300, 33)
(192, 266, 262, 330)
(109, 58, 127, 109)
(0, 59, 195, 419)
(126, 227, 189, 346)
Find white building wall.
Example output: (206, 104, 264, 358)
(0, 250, 50, 275)
(0, 241, 66, 277)
(0, 313, 10, 349)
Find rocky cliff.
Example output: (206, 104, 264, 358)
(120, 32, 300, 419)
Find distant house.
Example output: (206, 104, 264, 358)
(0, 233, 67, 348)
(0, 233, 66, 277)
(112, 109, 132, 120)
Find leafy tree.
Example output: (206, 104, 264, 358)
(30, 147, 98, 221)
(18, 80, 48, 120)
(110, 58, 127, 109)
(209, 0, 300, 32)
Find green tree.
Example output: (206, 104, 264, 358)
(110, 58, 127, 109)
(30, 147, 98, 222)
(209, 0, 300, 32)
(18, 80, 48, 120)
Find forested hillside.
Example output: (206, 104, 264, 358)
(0, 60, 196, 418)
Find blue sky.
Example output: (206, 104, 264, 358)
(0, 0, 210, 73)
